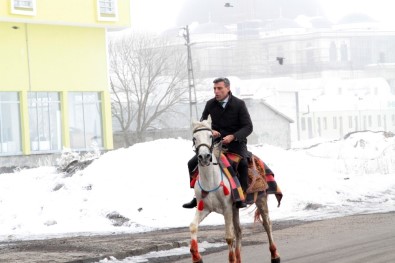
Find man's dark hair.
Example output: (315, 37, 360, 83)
(213, 77, 230, 87)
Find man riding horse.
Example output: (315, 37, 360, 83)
(183, 77, 253, 209)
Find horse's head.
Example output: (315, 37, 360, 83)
(192, 116, 214, 167)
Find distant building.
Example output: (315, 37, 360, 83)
(118, 11, 395, 147)
(297, 78, 395, 140)
(0, 0, 130, 166)
(112, 81, 294, 149)
(171, 14, 395, 141)
(244, 98, 294, 149)
(186, 14, 395, 86)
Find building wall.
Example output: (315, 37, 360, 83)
(0, 22, 30, 89)
(1, 24, 113, 156)
(112, 99, 293, 150)
(186, 26, 395, 145)
(1, 23, 108, 92)
(190, 29, 395, 80)
(0, 0, 131, 161)
(246, 100, 293, 149)
(300, 109, 395, 140)
(0, 0, 130, 28)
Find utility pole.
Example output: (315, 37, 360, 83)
(182, 25, 199, 125)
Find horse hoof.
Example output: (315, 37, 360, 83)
(271, 257, 280, 263)
(194, 259, 203, 263)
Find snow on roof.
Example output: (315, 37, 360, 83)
(297, 78, 394, 112)
(198, 77, 395, 113)
(338, 13, 377, 25)
(186, 76, 394, 117)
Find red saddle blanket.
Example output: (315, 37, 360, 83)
(191, 152, 283, 207)
(248, 154, 283, 207)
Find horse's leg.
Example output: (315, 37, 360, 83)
(190, 209, 210, 263)
(232, 206, 242, 263)
(256, 194, 281, 263)
(223, 206, 236, 263)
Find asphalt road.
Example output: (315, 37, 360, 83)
(174, 212, 395, 263)
(0, 218, 301, 263)
(1, 212, 394, 263)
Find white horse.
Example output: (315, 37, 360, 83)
(189, 117, 280, 263)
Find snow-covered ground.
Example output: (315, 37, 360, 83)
(0, 131, 394, 243)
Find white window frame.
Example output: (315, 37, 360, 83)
(10, 0, 36, 16)
(97, 0, 118, 21)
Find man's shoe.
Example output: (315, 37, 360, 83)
(235, 201, 247, 209)
(182, 198, 197, 209)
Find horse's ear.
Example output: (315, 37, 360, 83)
(192, 120, 200, 131)
(207, 115, 212, 127)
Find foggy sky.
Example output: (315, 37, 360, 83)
(130, 0, 394, 32)
(176, 0, 324, 26)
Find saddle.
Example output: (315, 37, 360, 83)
(189, 152, 245, 202)
(247, 153, 283, 207)
(219, 151, 283, 207)
(225, 152, 269, 205)
(190, 151, 282, 206)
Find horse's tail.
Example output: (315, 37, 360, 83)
(254, 208, 262, 223)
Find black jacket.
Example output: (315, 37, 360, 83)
(201, 93, 253, 157)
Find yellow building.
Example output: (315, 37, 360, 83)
(0, 0, 130, 158)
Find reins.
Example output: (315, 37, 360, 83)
(197, 169, 225, 193)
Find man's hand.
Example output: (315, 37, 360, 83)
(222, 134, 235, 144)
(212, 130, 221, 138)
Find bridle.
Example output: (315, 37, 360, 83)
(193, 127, 226, 194)
(192, 127, 214, 155)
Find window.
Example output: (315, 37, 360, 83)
(69, 92, 103, 149)
(339, 116, 343, 133)
(28, 92, 62, 152)
(306, 43, 314, 64)
(368, 115, 372, 127)
(333, 116, 337, 129)
(11, 0, 36, 16)
(323, 117, 327, 130)
(377, 115, 382, 127)
(301, 117, 306, 131)
(97, 0, 118, 21)
(340, 42, 348, 62)
(389, 79, 395, 95)
(317, 117, 321, 136)
(348, 116, 353, 128)
(0, 92, 21, 155)
(379, 52, 386, 63)
(329, 42, 337, 62)
(392, 114, 395, 126)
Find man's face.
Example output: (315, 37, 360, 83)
(213, 81, 230, 101)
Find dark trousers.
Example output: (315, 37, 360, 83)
(187, 155, 198, 174)
(187, 154, 248, 192)
(237, 157, 248, 191)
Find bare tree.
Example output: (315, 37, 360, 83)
(109, 33, 188, 146)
